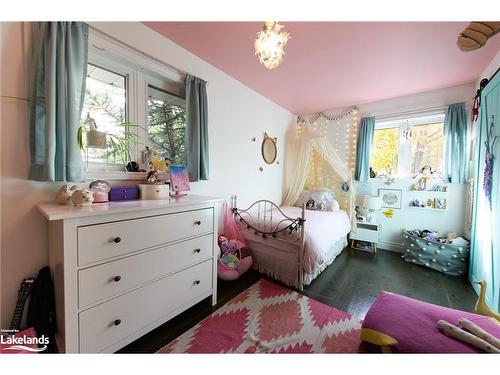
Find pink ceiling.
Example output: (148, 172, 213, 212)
(144, 22, 500, 114)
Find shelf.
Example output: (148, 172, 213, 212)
(408, 206, 448, 212)
(408, 190, 448, 194)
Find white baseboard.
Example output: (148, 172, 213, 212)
(377, 240, 404, 253)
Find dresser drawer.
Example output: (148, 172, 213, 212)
(79, 259, 212, 353)
(78, 234, 213, 308)
(78, 208, 213, 265)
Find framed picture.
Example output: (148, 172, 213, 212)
(434, 197, 447, 209)
(351, 240, 375, 253)
(379, 188, 402, 209)
(169, 165, 190, 196)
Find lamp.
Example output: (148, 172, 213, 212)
(254, 22, 290, 70)
(356, 195, 381, 224)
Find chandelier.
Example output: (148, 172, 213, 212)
(254, 22, 290, 70)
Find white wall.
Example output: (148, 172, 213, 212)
(0, 22, 293, 329)
(356, 179, 466, 252)
(319, 84, 476, 252)
(478, 49, 500, 83)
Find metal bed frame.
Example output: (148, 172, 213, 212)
(231, 195, 307, 290)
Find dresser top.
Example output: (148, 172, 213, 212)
(37, 194, 223, 221)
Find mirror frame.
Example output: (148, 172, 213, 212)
(261, 133, 278, 164)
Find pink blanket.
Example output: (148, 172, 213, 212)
(241, 206, 350, 274)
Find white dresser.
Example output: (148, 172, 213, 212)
(37, 195, 222, 353)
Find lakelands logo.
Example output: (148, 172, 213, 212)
(1, 330, 49, 353)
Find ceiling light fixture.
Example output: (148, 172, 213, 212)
(254, 22, 290, 70)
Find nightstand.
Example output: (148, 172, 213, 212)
(349, 222, 380, 253)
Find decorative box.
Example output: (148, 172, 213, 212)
(109, 186, 139, 201)
(138, 183, 170, 200)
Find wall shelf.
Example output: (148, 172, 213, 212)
(408, 190, 448, 194)
(408, 206, 448, 212)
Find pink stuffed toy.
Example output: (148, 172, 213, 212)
(217, 235, 252, 281)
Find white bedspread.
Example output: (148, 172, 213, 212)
(279, 206, 351, 273)
(241, 205, 351, 274)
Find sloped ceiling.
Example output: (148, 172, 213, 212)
(144, 22, 500, 114)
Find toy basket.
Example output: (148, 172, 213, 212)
(401, 230, 470, 276)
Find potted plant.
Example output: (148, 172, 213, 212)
(77, 118, 145, 172)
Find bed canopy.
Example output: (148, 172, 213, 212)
(283, 119, 357, 230)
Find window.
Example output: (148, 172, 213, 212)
(81, 64, 127, 166)
(371, 127, 399, 175)
(410, 122, 444, 176)
(81, 30, 186, 178)
(147, 85, 187, 166)
(370, 114, 445, 179)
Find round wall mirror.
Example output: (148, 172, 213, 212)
(261, 133, 277, 164)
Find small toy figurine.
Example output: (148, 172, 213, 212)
(316, 202, 327, 211)
(71, 189, 94, 207)
(149, 150, 171, 172)
(306, 199, 315, 210)
(385, 164, 396, 185)
(414, 165, 435, 191)
(146, 168, 160, 184)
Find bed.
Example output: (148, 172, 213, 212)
(232, 197, 351, 290)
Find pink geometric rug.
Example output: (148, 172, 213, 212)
(157, 279, 362, 353)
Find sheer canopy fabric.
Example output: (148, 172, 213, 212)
(283, 119, 356, 230)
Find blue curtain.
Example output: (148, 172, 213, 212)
(29, 22, 88, 182)
(469, 72, 500, 314)
(354, 117, 375, 182)
(185, 74, 209, 181)
(444, 102, 468, 183)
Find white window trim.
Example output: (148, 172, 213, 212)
(371, 112, 446, 180)
(84, 28, 185, 181)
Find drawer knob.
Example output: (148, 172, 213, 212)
(113, 275, 122, 282)
(194, 220, 201, 226)
(194, 248, 201, 254)
(194, 280, 200, 286)
(113, 319, 121, 326)
(113, 237, 122, 244)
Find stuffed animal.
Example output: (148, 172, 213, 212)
(71, 189, 94, 207)
(55, 185, 77, 205)
(217, 234, 252, 281)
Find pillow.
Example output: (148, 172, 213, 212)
(295, 188, 339, 211)
(310, 188, 337, 211)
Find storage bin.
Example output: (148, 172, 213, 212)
(401, 230, 470, 276)
(109, 186, 139, 201)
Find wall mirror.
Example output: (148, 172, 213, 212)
(261, 133, 277, 164)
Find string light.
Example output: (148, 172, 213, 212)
(297, 105, 359, 124)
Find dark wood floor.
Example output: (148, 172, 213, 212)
(119, 248, 478, 353)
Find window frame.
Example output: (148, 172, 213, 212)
(84, 29, 185, 181)
(370, 113, 446, 180)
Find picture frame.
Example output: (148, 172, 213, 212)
(351, 240, 375, 253)
(169, 165, 190, 196)
(434, 197, 447, 209)
(379, 188, 402, 209)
